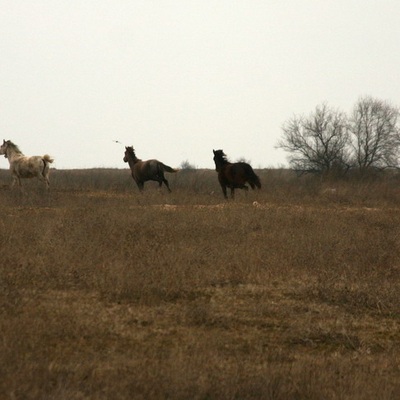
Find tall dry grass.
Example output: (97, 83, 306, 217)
(1, 168, 400, 399)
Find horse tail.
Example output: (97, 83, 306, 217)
(161, 164, 179, 173)
(252, 173, 261, 189)
(42, 155, 54, 176)
(245, 164, 261, 189)
(43, 154, 54, 164)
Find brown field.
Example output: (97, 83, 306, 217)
(1, 168, 400, 399)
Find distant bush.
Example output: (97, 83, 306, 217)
(179, 160, 197, 170)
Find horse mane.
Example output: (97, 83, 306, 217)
(214, 149, 230, 164)
(126, 146, 142, 161)
(5, 140, 23, 155)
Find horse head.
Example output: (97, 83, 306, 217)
(123, 146, 135, 163)
(213, 149, 228, 170)
(0, 140, 9, 158)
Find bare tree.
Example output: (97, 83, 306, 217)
(277, 103, 350, 174)
(349, 96, 400, 170)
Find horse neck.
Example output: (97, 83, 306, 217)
(214, 158, 229, 171)
(5, 148, 24, 162)
(127, 154, 140, 168)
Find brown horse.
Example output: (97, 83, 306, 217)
(123, 146, 178, 192)
(213, 149, 261, 199)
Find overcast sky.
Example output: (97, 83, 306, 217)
(1, 1, 400, 169)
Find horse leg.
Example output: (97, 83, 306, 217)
(12, 174, 21, 188)
(156, 177, 165, 191)
(157, 171, 171, 192)
(39, 172, 50, 189)
(230, 187, 235, 199)
(220, 185, 228, 199)
(44, 176, 50, 189)
(39, 176, 50, 189)
(135, 180, 144, 191)
(162, 178, 172, 192)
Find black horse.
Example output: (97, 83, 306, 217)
(123, 146, 178, 192)
(213, 149, 261, 199)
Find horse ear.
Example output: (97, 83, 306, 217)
(213, 149, 216, 154)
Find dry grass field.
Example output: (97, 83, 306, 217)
(1, 168, 400, 399)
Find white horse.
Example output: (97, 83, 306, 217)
(0, 140, 54, 188)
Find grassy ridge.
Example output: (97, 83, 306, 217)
(1, 168, 400, 399)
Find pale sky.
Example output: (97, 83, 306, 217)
(1, 1, 400, 169)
